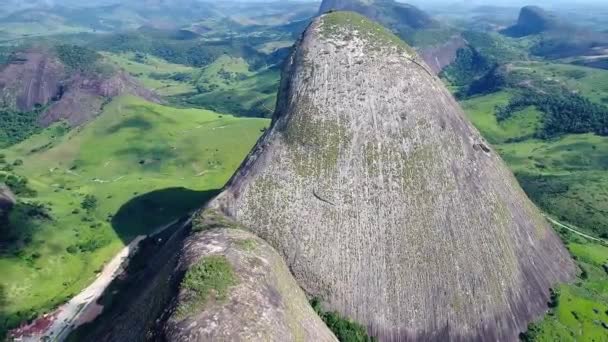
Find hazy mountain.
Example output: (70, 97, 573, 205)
(501, 5, 608, 58)
(501, 5, 560, 37)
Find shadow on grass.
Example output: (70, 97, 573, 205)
(111, 187, 220, 243)
(0, 284, 7, 339)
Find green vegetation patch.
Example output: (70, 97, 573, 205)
(55, 44, 101, 72)
(311, 298, 377, 342)
(185, 56, 279, 118)
(460, 91, 543, 144)
(320, 12, 414, 55)
(175, 255, 237, 319)
(521, 235, 608, 342)
(0, 109, 43, 148)
(103, 52, 198, 97)
(0, 95, 268, 336)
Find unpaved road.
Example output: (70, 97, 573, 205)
(544, 215, 607, 244)
(16, 217, 188, 342)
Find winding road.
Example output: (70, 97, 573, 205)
(543, 214, 607, 244)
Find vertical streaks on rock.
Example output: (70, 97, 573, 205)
(210, 12, 575, 341)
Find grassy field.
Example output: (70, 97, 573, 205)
(0, 95, 268, 336)
(510, 61, 608, 105)
(524, 231, 608, 341)
(105, 53, 281, 118)
(461, 90, 543, 144)
(103, 52, 199, 96)
(463, 90, 608, 239)
(184, 55, 280, 118)
(461, 89, 608, 341)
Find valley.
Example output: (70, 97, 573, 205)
(0, 0, 608, 341)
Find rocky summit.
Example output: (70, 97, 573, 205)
(208, 12, 576, 341)
(319, 0, 437, 30)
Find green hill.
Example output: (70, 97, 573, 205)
(0, 95, 268, 336)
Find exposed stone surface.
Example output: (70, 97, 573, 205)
(209, 12, 576, 341)
(419, 35, 467, 74)
(39, 70, 160, 126)
(162, 212, 337, 342)
(0, 49, 160, 126)
(0, 51, 65, 111)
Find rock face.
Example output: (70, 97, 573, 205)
(0, 49, 159, 126)
(209, 12, 576, 341)
(501, 6, 559, 37)
(0, 51, 65, 111)
(162, 211, 337, 342)
(419, 35, 467, 74)
(38, 70, 160, 126)
(319, 0, 437, 30)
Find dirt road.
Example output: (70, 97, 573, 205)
(14, 217, 188, 342)
(544, 215, 607, 244)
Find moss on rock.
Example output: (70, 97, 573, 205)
(174, 255, 237, 319)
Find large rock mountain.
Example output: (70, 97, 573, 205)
(208, 12, 575, 341)
(319, 0, 437, 30)
(0, 48, 159, 126)
(501, 6, 560, 37)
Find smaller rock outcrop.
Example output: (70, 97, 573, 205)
(161, 211, 337, 341)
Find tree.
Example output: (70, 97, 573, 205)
(81, 195, 98, 211)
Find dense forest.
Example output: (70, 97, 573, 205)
(0, 109, 42, 148)
(496, 91, 608, 137)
